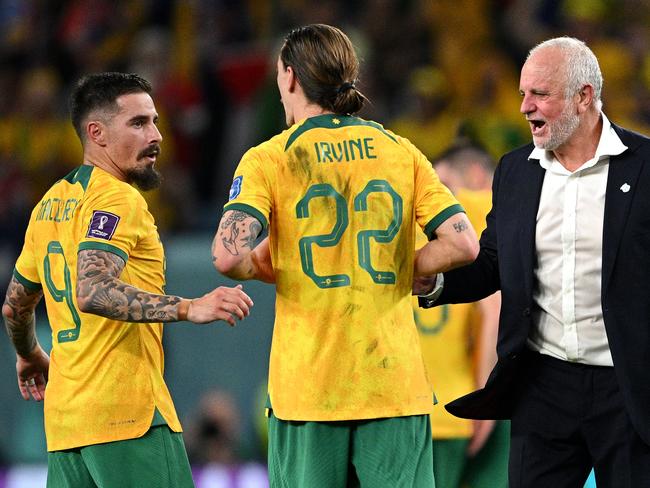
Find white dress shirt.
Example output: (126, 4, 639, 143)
(527, 113, 628, 366)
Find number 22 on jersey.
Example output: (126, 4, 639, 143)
(296, 179, 403, 289)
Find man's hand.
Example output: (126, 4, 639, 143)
(413, 274, 437, 295)
(187, 285, 254, 326)
(16, 344, 50, 402)
(467, 419, 495, 457)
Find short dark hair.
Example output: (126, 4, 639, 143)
(434, 143, 495, 175)
(69, 72, 152, 141)
(280, 24, 368, 115)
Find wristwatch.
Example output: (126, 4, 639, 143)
(418, 273, 444, 309)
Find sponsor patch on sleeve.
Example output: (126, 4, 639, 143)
(228, 176, 243, 201)
(86, 210, 120, 240)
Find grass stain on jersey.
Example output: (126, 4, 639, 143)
(287, 146, 313, 182)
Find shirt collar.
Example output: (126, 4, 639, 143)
(528, 113, 628, 171)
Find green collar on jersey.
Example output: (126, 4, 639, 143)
(62, 165, 94, 191)
(285, 114, 398, 151)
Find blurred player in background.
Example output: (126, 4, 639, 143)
(212, 23, 478, 487)
(2, 72, 253, 488)
(414, 143, 508, 488)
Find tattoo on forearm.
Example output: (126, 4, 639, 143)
(3, 276, 43, 357)
(453, 221, 468, 233)
(218, 211, 262, 256)
(77, 250, 182, 322)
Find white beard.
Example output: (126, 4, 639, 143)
(536, 101, 580, 150)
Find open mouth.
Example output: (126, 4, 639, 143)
(140, 148, 160, 162)
(528, 119, 546, 135)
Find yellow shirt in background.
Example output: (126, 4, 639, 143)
(414, 188, 492, 438)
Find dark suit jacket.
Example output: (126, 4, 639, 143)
(439, 124, 650, 445)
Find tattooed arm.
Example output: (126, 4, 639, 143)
(3, 276, 50, 401)
(3, 276, 43, 356)
(414, 212, 479, 276)
(76, 249, 254, 325)
(212, 210, 274, 282)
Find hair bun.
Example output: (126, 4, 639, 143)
(337, 81, 356, 94)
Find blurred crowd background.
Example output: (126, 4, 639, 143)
(1, 0, 650, 479)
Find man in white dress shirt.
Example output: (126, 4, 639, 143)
(419, 37, 650, 487)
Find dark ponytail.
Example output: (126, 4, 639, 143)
(280, 24, 368, 115)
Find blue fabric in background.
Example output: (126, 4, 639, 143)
(584, 469, 596, 488)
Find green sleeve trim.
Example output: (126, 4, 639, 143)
(222, 203, 269, 230)
(423, 204, 465, 240)
(13, 269, 42, 291)
(78, 242, 129, 263)
(284, 114, 398, 150)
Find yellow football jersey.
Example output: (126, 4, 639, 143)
(224, 114, 463, 421)
(14, 165, 181, 451)
(413, 188, 492, 438)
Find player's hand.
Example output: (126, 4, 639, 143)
(467, 418, 495, 457)
(16, 345, 50, 402)
(188, 285, 254, 326)
(412, 274, 437, 295)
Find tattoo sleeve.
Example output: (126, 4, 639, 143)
(216, 210, 263, 257)
(76, 250, 183, 322)
(3, 276, 44, 357)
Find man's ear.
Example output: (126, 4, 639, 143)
(87, 121, 107, 146)
(577, 84, 595, 113)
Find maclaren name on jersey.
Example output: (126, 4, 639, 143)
(314, 137, 377, 163)
(35, 197, 79, 223)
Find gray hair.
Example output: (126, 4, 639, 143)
(528, 37, 603, 110)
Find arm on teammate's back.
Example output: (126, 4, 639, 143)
(212, 210, 273, 282)
(414, 212, 479, 277)
(2, 276, 49, 401)
(75, 249, 253, 326)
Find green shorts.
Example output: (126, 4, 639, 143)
(431, 420, 510, 488)
(268, 412, 435, 487)
(46, 425, 194, 488)
(432, 437, 469, 488)
(463, 420, 509, 488)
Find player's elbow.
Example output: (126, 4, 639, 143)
(213, 253, 243, 278)
(213, 258, 232, 276)
(2, 302, 14, 322)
